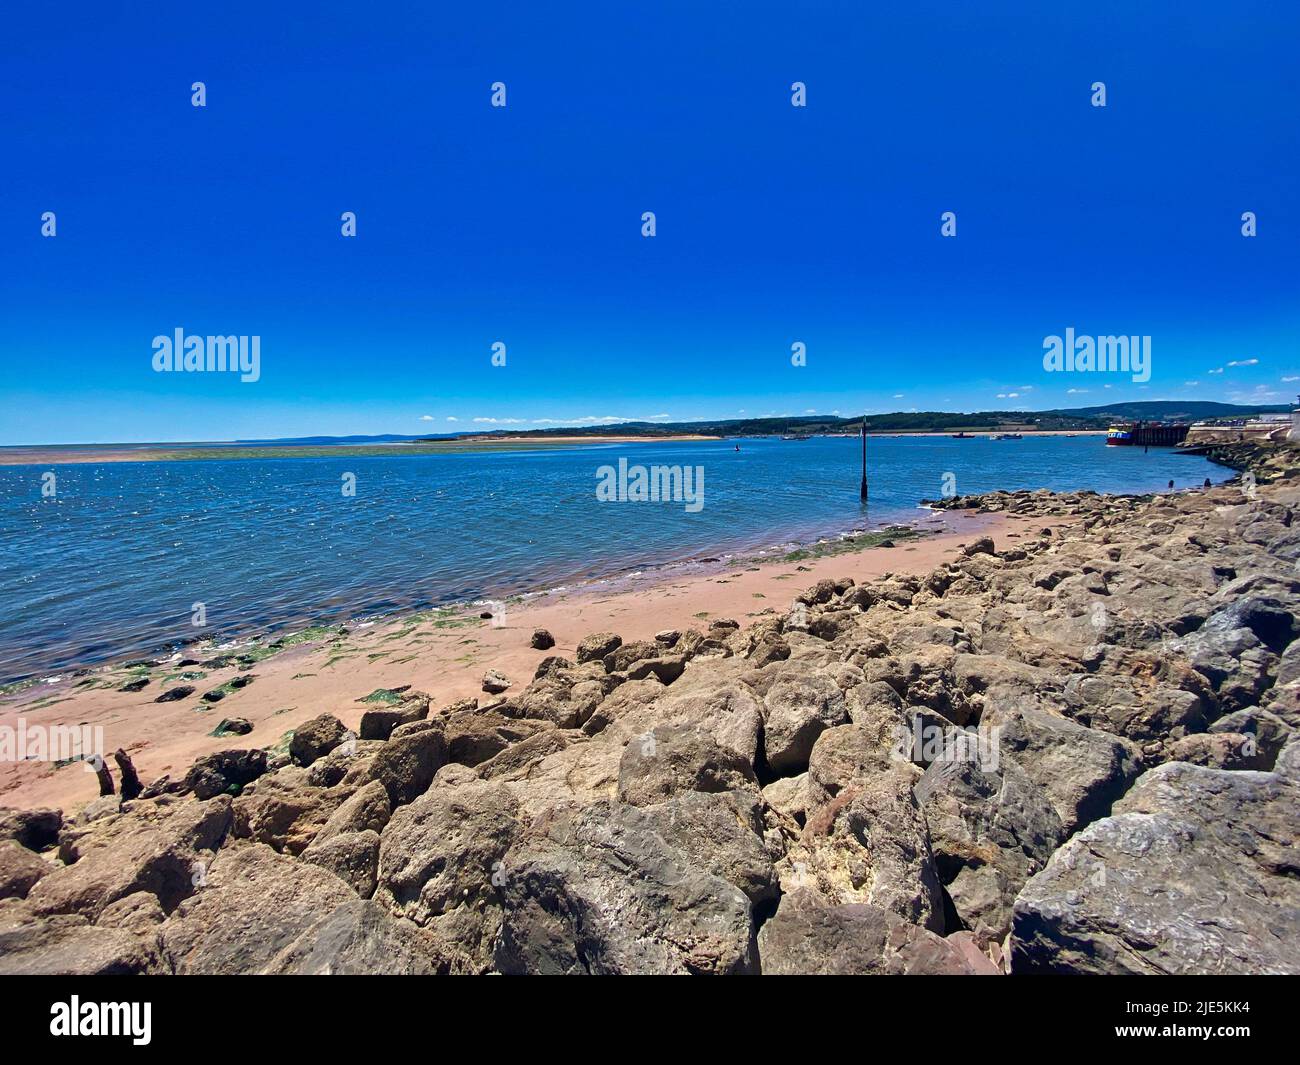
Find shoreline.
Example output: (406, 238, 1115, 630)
(1, 505, 951, 688)
(0, 504, 1041, 812)
(0, 429, 1113, 466)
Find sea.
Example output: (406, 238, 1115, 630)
(0, 435, 1231, 682)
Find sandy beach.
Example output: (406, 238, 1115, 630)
(0, 507, 1056, 812)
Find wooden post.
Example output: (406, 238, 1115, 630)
(859, 418, 869, 502)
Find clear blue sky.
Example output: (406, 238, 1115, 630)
(2, 1, 1297, 444)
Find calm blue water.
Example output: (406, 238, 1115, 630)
(0, 436, 1229, 681)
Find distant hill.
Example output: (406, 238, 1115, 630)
(446, 401, 1291, 440)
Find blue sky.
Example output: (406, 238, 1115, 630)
(1, 1, 1297, 444)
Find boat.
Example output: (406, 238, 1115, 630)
(1106, 425, 1133, 446)
(951, 432, 971, 438)
(993, 432, 1023, 440)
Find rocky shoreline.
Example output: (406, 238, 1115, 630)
(2, 444, 1298, 975)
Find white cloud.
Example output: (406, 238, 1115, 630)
(472, 417, 528, 424)
(446, 416, 458, 422)
(420, 414, 434, 421)
(804, 408, 817, 414)
(1184, 381, 1199, 387)
(1227, 358, 1259, 367)
(1283, 376, 1299, 383)
(892, 394, 904, 399)
(1207, 367, 1224, 375)
(1066, 388, 1089, 394)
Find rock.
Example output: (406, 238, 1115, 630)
(785, 763, 943, 932)
(625, 655, 687, 685)
(302, 830, 381, 898)
(444, 712, 546, 769)
(762, 774, 808, 827)
(748, 634, 792, 668)
(289, 714, 349, 766)
(0, 914, 159, 975)
(1062, 674, 1207, 743)
(154, 685, 195, 702)
(529, 628, 555, 650)
(310, 779, 391, 848)
(27, 796, 232, 919)
(1208, 707, 1292, 768)
(359, 696, 429, 741)
(915, 752, 1063, 946)
(631, 790, 779, 905)
(761, 673, 850, 775)
(655, 629, 681, 647)
(481, 669, 512, 694)
(603, 641, 660, 672)
(184, 749, 269, 799)
(214, 717, 253, 736)
(365, 725, 447, 807)
(982, 700, 1141, 833)
(305, 739, 381, 788)
(576, 631, 622, 664)
(97, 891, 166, 935)
(375, 777, 519, 973)
(616, 725, 760, 807)
(230, 771, 343, 855)
(758, 889, 999, 975)
(476, 728, 587, 781)
(0, 840, 50, 899)
(76, 795, 122, 825)
(0, 807, 62, 851)
(962, 536, 996, 557)
(119, 676, 150, 693)
(805, 724, 896, 812)
(1165, 732, 1270, 770)
(1013, 760, 1300, 974)
(160, 842, 438, 974)
(494, 800, 757, 974)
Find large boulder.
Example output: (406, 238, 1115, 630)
(358, 695, 429, 741)
(301, 830, 381, 898)
(0, 913, 159, 975)
(616, 725, 760, 807)
(784, 763, 943, 932)
(761, 673, 850, 774)
(309, 779, 391, 848)
(982, 700, 1141, 833)
(365, 725, 447, 806)
(758, 889, 999, 975)
(159, 842, 438, 974)
(289, 714, 349, 766)
(230, 770, 345, 854)
(915, 752, 1063, 946)
(494, 800, 757, 974)
(576, 632, 622, 664)
(26, 796, 232, 919)
(0, 841, 51, 899)
(0, 807, 62, 851)
(1012, 761, 1300, 974)
(184, 749, 269, 799)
